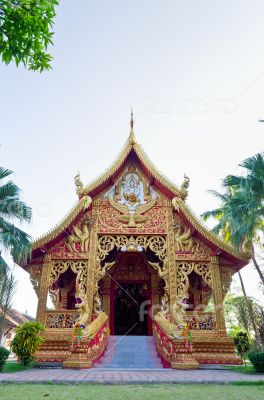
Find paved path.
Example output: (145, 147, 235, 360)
(0, 368, 264, 384)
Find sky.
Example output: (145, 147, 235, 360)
(0, 0, 264, 316)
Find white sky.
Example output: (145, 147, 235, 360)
(0, 1, 263, 316)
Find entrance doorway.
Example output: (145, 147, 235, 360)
(99, 251, 164, 336)
(114, 282, 148, 335)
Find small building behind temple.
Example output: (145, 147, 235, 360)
(0, 309, 34, 351)
(19, 116, 249, 369)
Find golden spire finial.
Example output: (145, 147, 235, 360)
(130, 108, 134, 130)
(129, 108, 137, 145)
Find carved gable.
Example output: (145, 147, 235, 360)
(97, 163, 169, 234)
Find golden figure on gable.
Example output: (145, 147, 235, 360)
(107, 166, 157, 227)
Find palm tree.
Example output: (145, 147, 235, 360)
(201, 153, 264, 343)
(0, 167, 32, 265)
(0, 267, 16, 342)
(222, 153, 264, 285)
(202, 153, 264, 285)
(0, 166, 32, 342)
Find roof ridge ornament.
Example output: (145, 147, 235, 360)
(74, 171, 85, 198)
(180, 173, 190, 199)
(129, 108, 137, 145)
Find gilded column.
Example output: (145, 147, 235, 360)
(36, 253, 52, 325)
(167, 204, 177, 307)
(85, 202, 99, 323)
(101, 275, 111, 318)
(210, 256, 226, 336)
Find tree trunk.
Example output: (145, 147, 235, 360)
(237, 270, 259, 339)
(251, 252, 264, 286)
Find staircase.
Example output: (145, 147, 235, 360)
(94, 336, 163, 369)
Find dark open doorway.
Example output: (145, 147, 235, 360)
(114, 282, 149, 335)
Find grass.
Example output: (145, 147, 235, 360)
(2, 361, 33, 373)
(225, 365, 264, 374)
(0, 384, 264, 400)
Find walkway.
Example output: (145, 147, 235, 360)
(0, 368, 264, 384)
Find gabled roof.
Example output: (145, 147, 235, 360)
(80, 127, 186, 200)
(4, 309, 34, 328)
(29, 119, 249, 267)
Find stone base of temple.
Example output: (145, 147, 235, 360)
(35, 330, 241, 367)
(63, 352, 92, 369)
(192, 333, 242, 365)
(35, 333, 72, 363)
(171, 353, 199, 370)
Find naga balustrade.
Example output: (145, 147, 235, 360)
(153, 313, 199, 369)
(63, 312, 109, 369)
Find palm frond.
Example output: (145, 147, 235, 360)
(201, 208, 224, 221)
(0, 218, 32, 263)
(0, 199, 32, 222)
(0, 181, 20, 200)
(0, 168, 13, 181)
(240, 153, 264, 176)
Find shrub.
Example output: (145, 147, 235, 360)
(233, 330, 251, 365)
(11, 321, 44, 366)
(0, 346, 10, 372)
(248, 352, 264, 373)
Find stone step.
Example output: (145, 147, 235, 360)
(94, 335, 163, 369)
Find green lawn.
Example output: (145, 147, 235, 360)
(225, 365, 264, 374)
(0, 384, 263, 400)
(2, 361, 33, 373)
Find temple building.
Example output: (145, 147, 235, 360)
(21, 115, 249, 369)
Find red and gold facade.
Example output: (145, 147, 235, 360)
(23, 122, 249, 368)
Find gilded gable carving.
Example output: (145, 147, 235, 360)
(98, 164, 167, 234)
(173, 215, 212, 261)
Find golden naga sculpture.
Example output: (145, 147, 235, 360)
(75, 285, 90, 326)
(160, 293, 169, 317)
(149, 261, 169, 292)
(108, 193, 157, 227)
(93, 293, 103, 317)
(180, 174, 190, 198)
(74, 172, 85, 198)
(171, 297, 188, 328)
(172, 196, 181, 211)
(95, 261, 115, 291)
(174, 223, 199, 252)
(66, 222, 90, 252)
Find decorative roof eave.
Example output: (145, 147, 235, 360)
(82, 131, 185, 199)
(31, 195, 92, 251)
(172, 197, 250, 264)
